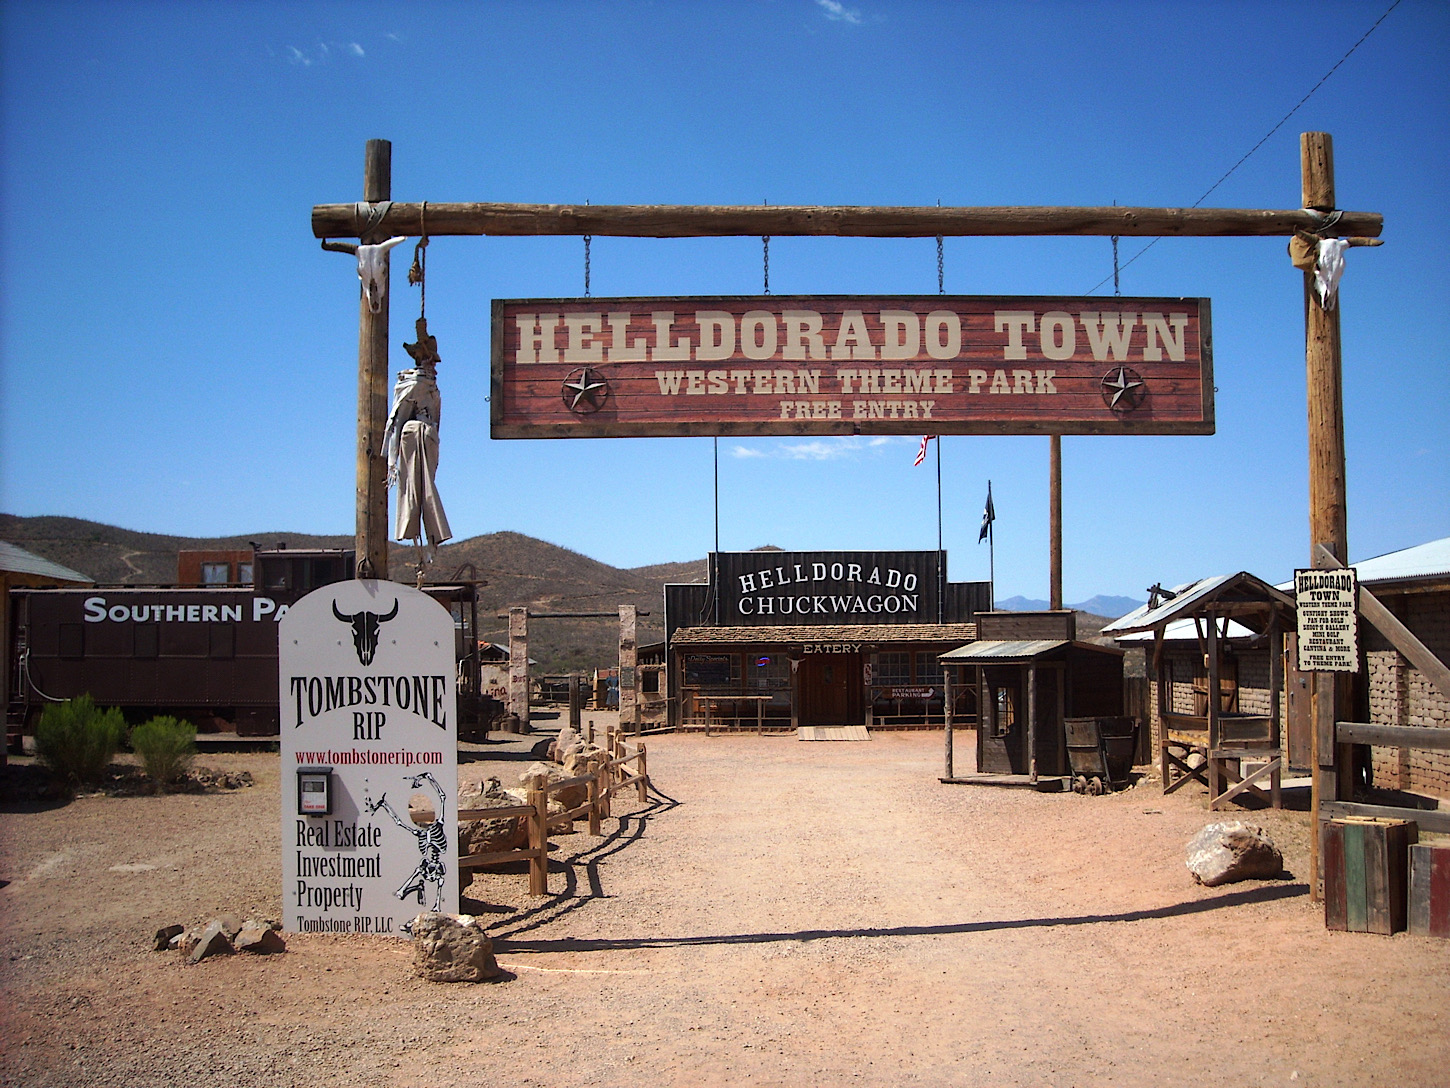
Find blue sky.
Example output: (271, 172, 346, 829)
(1, 0, 1446, 603)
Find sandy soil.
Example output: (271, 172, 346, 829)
(2, 724, 1448, 1088)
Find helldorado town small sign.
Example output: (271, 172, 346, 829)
(491, 295, 1212, 437)
(280, 581, 458, 937)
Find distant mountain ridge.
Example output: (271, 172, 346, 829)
(994, 593, 1145, 621)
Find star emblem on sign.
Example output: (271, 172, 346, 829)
(561, 367, 609, 413)
(1100, 366, 1146, 412)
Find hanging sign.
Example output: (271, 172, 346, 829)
(491, 295, 1213, 437)
(1294, 568, 1360, 673)
(280, 580, 459, 937)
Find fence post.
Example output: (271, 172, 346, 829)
(527, 774, 549, 896)
(587, 755, 602, 836)
(637, 743, 649, 801)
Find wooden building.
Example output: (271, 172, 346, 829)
(939, 610, 1125, 781)
(1102, 572, 1294, 809)
(665, 550, 989, 730)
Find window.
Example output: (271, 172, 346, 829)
(993, 684, 1017, 737)
(915, 651, 944, 686)
(747, 654, 791, 691)
(201, 563, 230, 585)
(237, 563, 253, 585)
(685, 654, 737, 687)
(874, 652, 911, 686)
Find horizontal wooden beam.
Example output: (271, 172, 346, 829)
(1321, 800, 1450, 835)
(312, 202, 1383, 241)
(1336, 722, 1450, 751)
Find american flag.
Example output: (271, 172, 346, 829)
(912, 435, 936, 467)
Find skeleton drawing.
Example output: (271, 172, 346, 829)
(365, 772, 449, 912)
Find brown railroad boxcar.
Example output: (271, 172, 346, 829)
(6, 547, 490, 739)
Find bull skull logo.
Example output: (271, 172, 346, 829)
(333, 598, 400, 666)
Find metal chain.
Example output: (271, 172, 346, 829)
(1112, 233, 1120, 296)
(408, 201, 428, 318)
(936, 199, 944, 294)
(762, 198, 770, 295)
(584, 199, 591, 298)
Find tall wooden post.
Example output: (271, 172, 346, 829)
(618, 605, 638, 734)
(508, 606, 530, 730)
(1049, 435, 1063, 610)
(356, 139, 392, 579)
(1302, 131, 1352, 900)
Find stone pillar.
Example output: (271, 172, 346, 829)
(508, 606, 530, 729)
(618, 604, 638, 734)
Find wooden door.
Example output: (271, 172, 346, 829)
(799, 655, 853, 726)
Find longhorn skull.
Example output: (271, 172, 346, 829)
(333, 597, 399, 666)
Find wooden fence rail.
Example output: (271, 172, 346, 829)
(456, 726, 651, 896)
(1320, 721, 1450, 836)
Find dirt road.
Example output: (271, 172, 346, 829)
(2, 729, 1447, 1087)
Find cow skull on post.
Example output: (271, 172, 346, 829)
(333, 597, 400, 666)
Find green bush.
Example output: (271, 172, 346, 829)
(34, 695, 126, 788)
(129, 716, 196, 792)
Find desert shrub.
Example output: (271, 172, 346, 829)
(34, 694, 126, 788)
(129, 716, 196, 791)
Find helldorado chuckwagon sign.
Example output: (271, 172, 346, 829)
(280, 581, 458, 937)
(491, 295, 1212, 437)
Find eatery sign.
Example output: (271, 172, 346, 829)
(491, 295, 1213, 437)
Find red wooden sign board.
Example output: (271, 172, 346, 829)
(490, 295, 1213, 438)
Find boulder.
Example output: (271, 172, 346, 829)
(235, 924, 286, 954)
(562, 745, 601, 780)
(411, 912, 501, 982)
(519, 762, 587, 812)
(549, 727, 578, 763)
(188, 920, 235, 963)
(154, 924, 184, 952)
(1186, 822, 1284, 887)
(458, 777, 529, 855)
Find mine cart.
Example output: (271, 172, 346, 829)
(1065, 715, 1139, 794)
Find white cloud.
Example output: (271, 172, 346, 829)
(348, 42, 365, 57)
(729, 436, 904, 461)
(285, 46, 311, 67)
(816, 0, 863, 24)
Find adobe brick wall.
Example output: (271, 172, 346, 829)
(1365, 587, 1450, 798)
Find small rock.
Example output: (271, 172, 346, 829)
(235, 925, 286, 954)
(216, 914, 243, 940)
(410, 912, 501, 982)
(153, 925, 184, 952)
(188, 920, 235, 963)
(1186, 822, 1284, 887)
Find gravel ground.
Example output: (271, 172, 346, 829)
(2, 723, 1448, 1087)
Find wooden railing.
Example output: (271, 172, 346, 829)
(457, 726, 651, 896)
(1321, 721, 1450, 835)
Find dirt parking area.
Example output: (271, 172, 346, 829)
(2, 726, 1448, 1087)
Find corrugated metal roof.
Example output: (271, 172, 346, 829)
(1113, 617, 1260, 643)
(939, 639, 1070, 661)
(1346, 537, 1450, 586)
(671, 623, 977, 646)
(1099, 572, 1292, 637)
(0, 541, 93, 584)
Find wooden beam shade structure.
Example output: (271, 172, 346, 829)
(313, 202, 1383, 241)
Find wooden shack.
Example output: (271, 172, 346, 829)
(940, 610, 1125, 783)
(1101, 572, 1294, 809)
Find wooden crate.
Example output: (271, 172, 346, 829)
(1323, 817, 1417, 935)
(1409, 842, 1450, 938)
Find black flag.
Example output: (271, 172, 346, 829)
(978, 482, 995, 543)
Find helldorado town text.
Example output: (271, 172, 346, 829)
(492, 295, 1212, 438)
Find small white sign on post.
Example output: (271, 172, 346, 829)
(1294, 568, 1360, 673)
(280, 580, 458, 937)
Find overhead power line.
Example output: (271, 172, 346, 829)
(1086, 0, 1401, 295)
